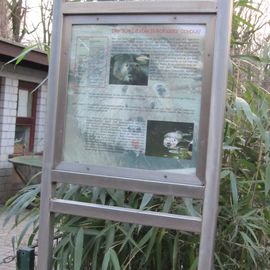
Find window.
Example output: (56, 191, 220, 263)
(14, 81, 38, 154)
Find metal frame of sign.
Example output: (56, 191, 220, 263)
(37, 1, 232, 269)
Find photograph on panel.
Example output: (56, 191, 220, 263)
(145, 120, 194, 160)
(109, 54, 150, 86)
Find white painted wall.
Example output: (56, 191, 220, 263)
(0, 77, 18, 169)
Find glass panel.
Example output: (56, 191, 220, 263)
(14, 126, 31, 153)
(17, 89, 32, 117)
(63, 23, 206, 174)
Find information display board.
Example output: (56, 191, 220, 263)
(63, 24, 205, 174)
(37, 2, 233, 270)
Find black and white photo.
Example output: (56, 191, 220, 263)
(109, 54, 149, 86)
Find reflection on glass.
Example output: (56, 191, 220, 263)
(14, 126, 30, 153)
(17, 89, 32, 117)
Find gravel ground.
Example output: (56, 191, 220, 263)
(0, 206, 37, 270)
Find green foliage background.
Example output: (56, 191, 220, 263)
(2, 0, 270, 269)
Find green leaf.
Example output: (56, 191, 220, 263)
(118, 225, 142, 253)
(233, 54, 261, 63)
(163, 196, 174, 212)
(156, 229, 165, 270)
(91, 238, 101, 270)
(233, 15, 254, 28)
(236, 1, 262, 14)
(240, 232, 258, 265)
(110, 249, 121, 270)
(74, 228, 84, 270)
(60, 216, 82, 230)
(83, 229, 100, 236)
(184, 198, 200, 217)
(102, 250, 111, 270)
(59, 250, 68, 270)
(12, 236, 16, 255)
(230, 172, 238, 207)
(139, 193, 153, 210)
(246, 225, 259, 245)
(235, 97, 258, 125)
(105, 224, 115, 253)
(63, 185, 81, 200)
(15, 46, 35, 64)
(27, 225, 39, 247)
(214, 253, 225, 270)
(220, 170, 231, 179)
(91, 187, 101, 203)
(54, 234, 71, 255)
(265, 131, 270, 161)
(17, 214, 39, 247)
(11, 45, 38, 66)
(25, 171, 42, 186)
(137, 227, 155, 249)
(94, 223, 115, 240)
(30, 76, 48, 94)
(145, 228, 158, 261)
(106, 189, 125, 206)
(3, 184, 41, 226)
(223, 145, 241, 151)
(265, 165, 270, 195)
(44, 44, 51, 60)
(190, 257, 199, 270)
(172, 233, 179, 270)
(234, 0, 248, 6)
(100, 189, 107, 204)
(246, 81, 270, 106)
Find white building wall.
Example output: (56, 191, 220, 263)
(0, 77, 20, 201)
(0, 77, 18, 169)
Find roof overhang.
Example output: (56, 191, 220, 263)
(0, 38, 48, 72)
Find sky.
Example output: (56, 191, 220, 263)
(22, 0, 270, 46)
(22, 0, 53, 45)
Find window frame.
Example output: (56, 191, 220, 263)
(15, 80, 38, 153)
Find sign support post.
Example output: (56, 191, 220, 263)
(198, 1, 233, 269)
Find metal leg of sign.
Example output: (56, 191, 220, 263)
(37, 0, 64, 269)
(37, 180, 56, 270)
(198, 1, 233, 269)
